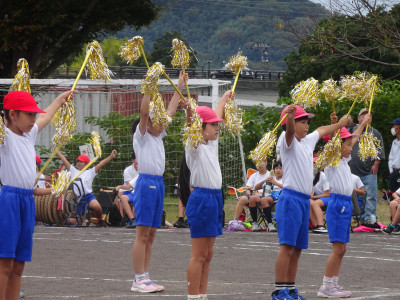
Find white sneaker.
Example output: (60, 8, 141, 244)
(131, 278, 158, 293)
(267, 223, 277, 232)
(251, 222, 261, 231)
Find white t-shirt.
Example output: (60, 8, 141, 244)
(133, 125, 166, 176)
(186, 139, 222, 189)
(37, 173, 46, 188)
(123, 164, 139, 183)
(0, 124, 38, 189)
(69, 165, 97, 196)
(352, 174, 363, 190)
(313, 172, 329, 196)
(272, 176, 283, 192)
(324, 156, 354, 196)
(278, 130, 319, 195)
(246, 171, 270, 193)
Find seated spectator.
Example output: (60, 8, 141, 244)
(382, 187, 400, 234)
(56, 149, 117, 227)
(252, 160, 283, 232)
(230, 159, 270, 230)
(352, 173, 365, 215)
(310, 161, 330, 234)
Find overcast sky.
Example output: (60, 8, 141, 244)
(309, 0, 395, 11)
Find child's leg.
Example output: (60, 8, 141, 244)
(389, 201, 398, 220)
(88, 199, 103, 220)
(311, 200, 325, 226)
(132, 225, 154, 274)
(275, 244, 295, 282)
(324, 242, 346, 277)
(0, 258, 13, 299)
(187, 237, 215, 295)
(5, 260, 24, 300)
(248, 195, 260, 223)
(121, 196, 134, 220)
(144, 228, 157, 272)
(286, 248, 301, 282)
(233, 195, 249, 219)
(260, 197, 274, 224)
(309, 200, 317, 226)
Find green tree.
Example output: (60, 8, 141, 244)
(0, 0, 162, 78)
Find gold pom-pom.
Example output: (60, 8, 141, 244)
(314, 133, 342, 171)
(85, 40, 113, 82)
(51, 101, 76, 147)
(224, 99, 243, 136)
(358, 132, 381, 162)
(90, 131, 102, 158)
(141, 62, 165, 96)
(149, 93, 172, 129)
(119, 36, 144, 64)
(183, 98, 205, 149)
(320, 78, 341, 103)
(249, 131, 277, 167)
(225, 52, 248, 74)
(290, 77, 320, 108)
(340, 72, 376, 103)
(171, 38, 190, 70)
(0, 116, 7, 145)
(51, 170, 71, 197)
(11, 58, 31, 93)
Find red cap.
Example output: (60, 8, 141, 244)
(3, 91, 46, 113)
(339, 127, 356, 139)
(280, 105, 314, 126)
(196, 106, 224, 123)
(76, 154, 90, 164)
(36, 156, 41, 164)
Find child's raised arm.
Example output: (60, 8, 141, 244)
(284, 104, 296, 146)
(316, 116, 350, 140)
(215, 90, 233, 119)
(95, 150, 117, 173)
(166, 71, 187, 120)
(36, 90, 75, 133)
(56, 151, 71, 171)
(139, 95, 151, 135)
(349, 113, 372, 147)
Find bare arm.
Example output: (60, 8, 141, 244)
(316, 116, 350, 139)
(33, 187, 52, 196)
(349, 114, 372, 147)
(139, 95, 151, 135)
(354, 186, 365, 196)
(36, 90, 75, 132)
(56, 151, 71, 171)
(166, 71, 186, 120)
(115, 183, 133, 191)
(215, 90, 233, 119)
(95, 150, 117, 173)
(311, 190, 330, 200)
(284, 104, 296, 147)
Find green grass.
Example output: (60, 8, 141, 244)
(164, 193, 392, 226)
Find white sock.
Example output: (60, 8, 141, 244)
(332, 276, 339, 286)
(144, 271, 150, 279)
(135, 273, 147, 282)
(188, 295, 200, 299)
(323, 276, 333, 288)
(199, 294, 208, 300)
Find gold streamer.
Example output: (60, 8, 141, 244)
(11, 58, 31, 93)
(339, 72, 374, 104)
(149, 93, 172, 129)
(141, 62, 165, 96)
(223, 99, 243, 136)
(314, 131, 342, 171)
(320, 78, 341, 112)
(51, 170, 71, 197)
(51, 101, 76, 147)
(85, 40, 113, 81)
(358, 132, 381, 162)
(90, 131, 102, 158)
(225, 52, 248, 74)
(119, 36, 144, 65)
(183, 98, 204, 149)
(249, 131, 277, 167)
(171, 39, 190, 70)
(290, 77, 320, 108)
(0, 116, 6, 145)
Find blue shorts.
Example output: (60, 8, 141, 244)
(270, 191, 280, 201)
(326, 193, 352, 243)
(276, 188, 310, 249)
(132, 174, 164, 227)
(321, 197, 330, 207)
(0, 185, 35, 261)
(186, 188, 223, 238)
(123, 190, 132, 196)
(76, 193, 96, 214)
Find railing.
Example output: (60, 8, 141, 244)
(51, 66, 285, 81)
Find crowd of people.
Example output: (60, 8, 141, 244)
(0, 73, 399, 300)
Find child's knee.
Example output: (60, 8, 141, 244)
(11, 261, 25, 277)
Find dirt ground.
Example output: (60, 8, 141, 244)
(22, 225, 400, 299)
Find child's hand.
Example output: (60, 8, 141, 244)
(337, 116, 350, 128)
(361, 113, 372, 126)
(110, 150, 117, 158)
(222, 90, 234, 102)
(177, 71, 188, 90)
(285, 104, 296, 119)
(330, 112, 338, 124)
(180, 97, 190, 110)
(57, 90, 75, 105)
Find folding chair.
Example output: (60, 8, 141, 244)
(65, 178, 92, 227)
(227, 168, 257, 223)
(255, 184, 278, 229)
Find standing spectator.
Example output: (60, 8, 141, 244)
(388, 118, 400, 194)
(348, 108, 385, 227)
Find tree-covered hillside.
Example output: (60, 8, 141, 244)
(116, 0, 329, 70)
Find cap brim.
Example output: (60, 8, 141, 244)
(205, 117, 225, 123)
(18, 106, 46, 113)
(295, 112, 315, 120)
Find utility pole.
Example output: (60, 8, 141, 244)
(251, 43, 270, 70)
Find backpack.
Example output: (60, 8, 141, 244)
(106, 204, 123, 226)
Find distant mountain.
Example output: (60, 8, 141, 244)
(115, 0, 329, 71)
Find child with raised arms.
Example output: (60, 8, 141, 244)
(182, 90, 233, 300)
(317, 114, 371, 298)
(129, 71, 187, 293)
(0, 90, 74, 300)
(272, 104, 349, 300)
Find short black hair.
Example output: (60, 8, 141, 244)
(131, 152, 136, 160)
(273, 160, 282, 169)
